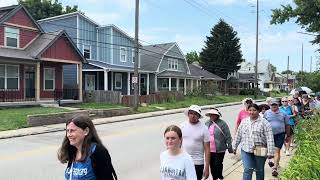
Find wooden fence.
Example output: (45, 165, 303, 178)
(122, 91, 184, 106)
(83, 90, 121, 104)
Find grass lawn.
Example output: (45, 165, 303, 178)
(0, 107, 69, 131)
(67, 102, 125, 109)
(137, 95, 265, 113)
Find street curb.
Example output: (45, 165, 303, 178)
(0, 99, 265, 139)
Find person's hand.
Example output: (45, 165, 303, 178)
(203, 166, 210, 179)
(285, 136, 290, 143)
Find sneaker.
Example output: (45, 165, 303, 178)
(286, 151, 291, 156)
(272, 169, 278, 177)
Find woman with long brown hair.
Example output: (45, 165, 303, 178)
(58, 115, 117, 180)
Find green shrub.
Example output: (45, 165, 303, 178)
(281, 114, 320, 180)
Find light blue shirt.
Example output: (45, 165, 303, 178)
(263, 109, 289, 135)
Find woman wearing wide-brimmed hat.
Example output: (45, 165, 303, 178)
(204, 108, 233, 180)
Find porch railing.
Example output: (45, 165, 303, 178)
(54, 89, 79, 101)
(0, 89, 79, 102)
(0, 89, 36, 102)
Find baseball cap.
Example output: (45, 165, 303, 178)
(270, 99, 279, 105)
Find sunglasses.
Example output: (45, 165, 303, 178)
(282, 101, 288, 102)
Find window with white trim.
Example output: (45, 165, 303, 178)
(0, 64, 19, 90)
(5, 27, 19, 48)
(44, 68, 55, 90)
(115, 73, 122, 89)
(161, 79, 168, 88)
(132, 48, 135, 63)
(168, 58, 178, 70)
(120, 47, 127, 62)
(83, 45, 91, 59)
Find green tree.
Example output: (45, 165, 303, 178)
(18, 0, 78, 20)
(186, 51, 199, 64)
(270, 0, 320, 46)
(199, 19, 244, 78)
(281, 70, 295, 74)
(296, 71, 320, 92)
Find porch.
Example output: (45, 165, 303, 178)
(0, 60, 82, 104)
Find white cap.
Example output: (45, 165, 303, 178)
(205, 108, 222, 117)
(184, 105, 203, 118)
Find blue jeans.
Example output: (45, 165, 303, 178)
(241, 150, 267, 180)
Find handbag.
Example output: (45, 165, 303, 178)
(253, 145, 268, 157)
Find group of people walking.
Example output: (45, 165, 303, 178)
(58, 92, 320, 180)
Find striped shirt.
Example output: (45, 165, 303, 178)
(232, 116, 275, 156)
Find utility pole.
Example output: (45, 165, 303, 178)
(133, 0, 139, 110)
(254, 0, 259, 99)
(287, 56, 289, 93)
(301, 43, 304, 72)
(310, 56, 312, 72)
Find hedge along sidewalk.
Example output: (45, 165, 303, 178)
(0, 99, 264, 139)
(281, 114, 320, 180)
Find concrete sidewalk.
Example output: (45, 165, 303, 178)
(0, 101, 251, 139)
(224, 149, 294, 180)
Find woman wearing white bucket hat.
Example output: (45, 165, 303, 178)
(204, 108, 233, 180)
(181, 105, 210, 180)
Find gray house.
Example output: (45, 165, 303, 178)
(38, 12, 151, 95)
(188, 62, 226, 93)
(140, 42, 198, 95)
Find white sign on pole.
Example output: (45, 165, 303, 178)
(132, 76, 138, 84)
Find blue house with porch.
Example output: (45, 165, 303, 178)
(38, 12, 152, 95)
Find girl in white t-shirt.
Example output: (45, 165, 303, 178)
(160, 125, 197, 180)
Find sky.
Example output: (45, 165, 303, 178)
(2, 0, 319, 72)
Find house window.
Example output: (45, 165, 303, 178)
(5, 27, 19, 48)
(0, 65, 5, 89)
(132, 48, 135, 63)
(161, 79, 168, 88)
(83, 45, 91, 59)
(264, 83, 270, 88)
(120, 47, 127, 62)
(44, 68, 55, 90)
(115, 73, 122, 89)
(0, 64, 19, 90)
(168, 58, 178, 70)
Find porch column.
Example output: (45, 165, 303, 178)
(196, 80, 199, 89)
(78, 64, 83, 101)
(111, 72, 114, 91)
(36, 62, 40, 101)
(155, 74, 158, 92)
(191, 79, 193, 92)
(139, 73, 141, 95)
(184, 78, 187, 95)
(147, 73, 150, 95)
(127, 72, 131, 95)
(104, 70, 108, 90)
(169, 77, 172, 91)
(177, 78, 179, 91)
(224, 81, 227, 95)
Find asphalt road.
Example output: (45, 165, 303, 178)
(0, 104, 243, 180)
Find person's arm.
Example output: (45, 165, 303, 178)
(91, 145, 117, 180)
(203, 142, 210, 179)
(222, 121, 233, 153)
(264, 121, 275, 158)
(235, 111, 241, 131)
(185, 154, 197, 180)
(290, 106, 296, 118)
(232, 122, 243, 154)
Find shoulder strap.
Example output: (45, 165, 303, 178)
(211, 121, 226, 138)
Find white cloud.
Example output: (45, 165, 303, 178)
(86, 12, 121, 25)
(0, 0, 17, 7)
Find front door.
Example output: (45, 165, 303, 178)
(85, 74, 95, 90)
(25, 72, 35, 99)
